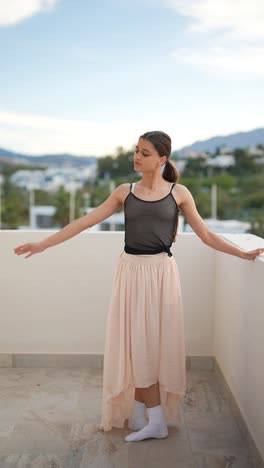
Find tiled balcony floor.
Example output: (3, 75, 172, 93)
(0, 367, 255, 467)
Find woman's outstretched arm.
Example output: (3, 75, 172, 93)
(178, 185, 264, 261)
(14, 184, 125, 259)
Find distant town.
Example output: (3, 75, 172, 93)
(0, 128, 264, 238)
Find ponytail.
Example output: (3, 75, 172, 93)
(162, 159, 180, 242)
(162, 159, 180, 183)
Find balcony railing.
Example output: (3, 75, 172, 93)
(1, 230, 263, 462)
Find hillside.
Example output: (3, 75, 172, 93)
(1, 127, 264, 166)
(175, 128, 264, 156)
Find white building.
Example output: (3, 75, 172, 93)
(248, 146, 264, 156)
(185, 218, 251, 234)
(172, 160, 187, 173)
(206, 155, 235, 168)
(10, 162, 97, 193)
(18, 206, 58, 230)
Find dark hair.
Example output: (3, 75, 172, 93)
(139, 130, 180, 183)
(139, 130, 180, 242)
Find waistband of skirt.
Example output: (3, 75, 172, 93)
(124, 244, 173, 257)
(120, 250, 170, 264)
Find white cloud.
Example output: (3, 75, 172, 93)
(165, 0, 264, 76)
(164, 0, 264, 39)
(0, 110, 263, 156)
(0, 110, 141, 156)
(0, 0, 58, 27)
(172, 44, 264, 76)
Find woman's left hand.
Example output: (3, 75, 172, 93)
(240, 248, 264, 260)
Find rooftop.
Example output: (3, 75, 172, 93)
(0, 365, 257, 467)
(1, 230, 263, 467)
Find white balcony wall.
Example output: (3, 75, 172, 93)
(1, 231, 215, 356)
(214, 250, 264, 461)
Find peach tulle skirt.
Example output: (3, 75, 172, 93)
(99, 250, 186, 431)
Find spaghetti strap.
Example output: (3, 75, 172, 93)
(131, 183, 135, 194)
(169, 182, 176, 194)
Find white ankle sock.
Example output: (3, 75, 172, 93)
(125, 404, 168, 442)
(150, 404, 167, 421)
(128, 400, 148, 431)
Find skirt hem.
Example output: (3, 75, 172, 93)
(99, 379, 186, 432)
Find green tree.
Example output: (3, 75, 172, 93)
(202, 173, 237, 190)
(194, 191, 212, 218)
(247, 213, 264, 239)
(238, 173, 264, 193)
(53, 186, 70, 227)
(183, 157, 207, 178)
(1, 180, 28, 228)
(179, 177, 201, 197)
(242, 192, 264, 210)
(97, 147, 135, 178)
(54, 187, 83, 226)
(230, 148, 258, 176)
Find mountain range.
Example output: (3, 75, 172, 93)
(0, 127, 264, 167)
(175, 128, 264, 156)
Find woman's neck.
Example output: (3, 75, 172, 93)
(138, 175, 167, 191)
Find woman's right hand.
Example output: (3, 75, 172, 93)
(13, 241, 46, 259)
(240, 247, 264, 260)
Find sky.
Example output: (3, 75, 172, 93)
(0, 0, 264, 157)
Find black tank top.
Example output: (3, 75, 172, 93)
(124, 182, 179, 257)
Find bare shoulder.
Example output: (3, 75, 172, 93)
(113, 183, 131, 205)
(172, 183, 191, 209)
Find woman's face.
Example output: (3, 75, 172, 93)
(134, 138, 166, 173)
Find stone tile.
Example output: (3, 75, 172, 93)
(0, 368, 43, 391)
(13, 354, 103, 369)
(17, 388, 85, 446)
(37, 368, 87, 389)
(0, 386, 31, 436)
(0, 368, 84, 394)
(78, 371, 103, 401)
(190, 356, 214, 370)
(0, 367, 260, 467)
(0, 452, 64, 467)
(127, 435, 195, 468)
(82, 367, 103, 385)
(80, 420, 193, 468)
(30, 454, 64, 467)
(80, 431, 129, 468)
(73, 397, 103, 429)
(184, 410, 249, 455)
(165, 402, 186, 428)
(0, 354, 13, 367)
(1, 410, 69, 457)
(63, 417, 128, 467)
(193, 451, 254, 468)
(76, 388, 103, 414)
(0, 436, 7, 451)
(0, 367, 88, 439)
(187, 369, 223, 388)
(183, 373, 230, 413)
(123, 414, 195, 468)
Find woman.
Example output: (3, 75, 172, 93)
(14, 130, 264, 443)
